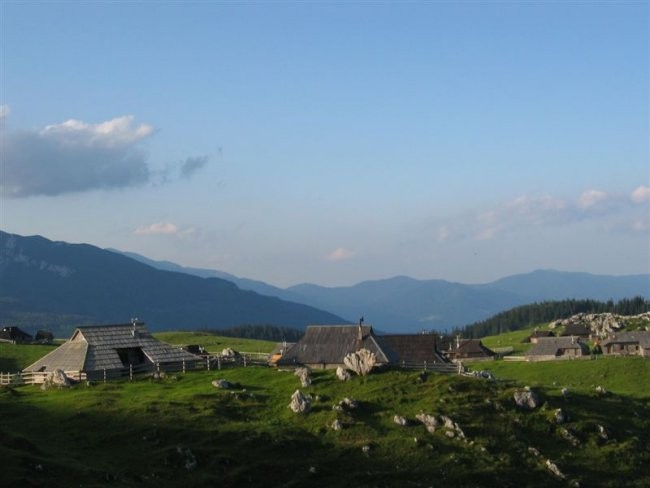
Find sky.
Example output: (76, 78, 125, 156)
(1, 1, 648, 288)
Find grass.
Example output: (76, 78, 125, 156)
(480, 325, 543, 354)
(473, 356, 650, 398)
(0, 342, 60, 372)
(153, 331, 276, 354)
(1, 363, 649, 487)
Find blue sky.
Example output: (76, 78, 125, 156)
(1, 1, 648, 287)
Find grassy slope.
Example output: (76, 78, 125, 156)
(0, 343, 60, 372)
(480, 324, 545, 354)
(1, 365, 649, 488)
(153, 331, 276, 354)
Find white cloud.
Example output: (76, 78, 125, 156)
(0, 104, 10, 119)
(631, 185, 650, 204)
(1, 113, 210, 198)
(577, 189, 609, 209)
(134, 222, 179, 235)
(326, 247, 355, 262)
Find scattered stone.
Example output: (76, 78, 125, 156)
(595, 385, 608, 396)
(331, 419, 342, 431)
(361, 445, 371, 456)
(40, 369, 72, 390)
(309, 466, 317, 474)
(440, 415, 465, 439)
(211, 379, 232, 389)
(336, 366, 351, 381)
(561, 387, 570, 398)
(151, 371, 166, 381)
(513, 389, 540, 410)
(469, 370, 495, 380)
(545, 459, 565, 480)
(393, 415, 408, 426)
(176, 445, 197, 471)
(343, 349, 377, 376)
(528, 446, 540, 457)
(220, 348, 239, 358)
(294, 367, 312, 387)
(416, 371, 428, 383)
(339, 397, 359, 411)
(289, 390, 311, 414)
(445, 431, 455, 439)
(415, 413, 439, 433)
(559, 428, 580, 447)
(554, 408, 568, 424)
(596, 424, 609, 440)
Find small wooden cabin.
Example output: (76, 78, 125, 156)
(525, 336, 589, 361)
(601, 331, 650, 358)
(0, 326, 32, 344)
(24, 322, 200, 380)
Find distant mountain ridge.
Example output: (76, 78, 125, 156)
(0, 231, 346, 336)
(112, 248, 650, 333)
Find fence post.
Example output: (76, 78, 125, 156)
(182, 359, 186, 374)
(244, 355, 247, 367)
(218, 356, 221, 370)
(103, 368, 106, 383)
(157, 362, 160, 373)
(424, 361, 427, 371)
(129, 363, 133, 381)
(207, 356, 210, 371)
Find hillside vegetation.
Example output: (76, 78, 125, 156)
(459, 297, 649, 338)
(1, 358, 649, 487)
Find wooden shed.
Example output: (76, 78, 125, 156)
(24, 322, 200, 380)
(525, 336, 589, 361)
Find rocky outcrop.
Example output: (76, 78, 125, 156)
(393, 415, 408, 426)
(41, 369, 72, 390)
(289, 390, 311, 414)
(331, 419, 342, 431)
(549, 312, 650, 339)
(513, 388, 540, 410)
(294, 367, 311, 387)
(343, 349, 377, 376)
(335, 366, 351, 381)
(212, 379, 233, 389)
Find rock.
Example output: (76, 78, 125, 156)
(339, 397, 359, 411)
(331, 419, 342, 431)
(559, 427, 580, 447)
(308, 466, 317, 474)
(444, 430, 455, 439)
(41, 369, 72, 390)
(545, 459, 565, 479)
(554, 408, 568, 424)
(595, 385, 608, 396)
(294, 367, 312, 387)
(176, 445, 197, 471)
(528, 446, 540, 457)
(393, 415, 408, 426)
(220, 348, 238, 358)
(361, 445, 371, 456)
(415, 413, 439, 433)
(343, 349, 377, 376)
(440, 415, 465, 439)
(151, 371, 166, 381)
(289, 390, 311, 414)
(513, 389, 540, 410)
(211, 379, 232, 389)
(561, 387, 569, 398)
(335, 366, 351, 381)
(596, 424, 609, 440)
(416, 371, 428, 383)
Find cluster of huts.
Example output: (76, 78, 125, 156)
(0, 326, 53, 344)
(7, 319, 649, 382)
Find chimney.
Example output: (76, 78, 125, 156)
(358, 317, 364, 341)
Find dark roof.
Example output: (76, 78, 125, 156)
(445, 339, 495, 358)
(529, 330, 554, 339)
(278, 325, 389, 365)
(526, 337, 589, 357)
(376, 334, 448, 364)
(25, 323, 199, 372)
(561, 324, 590, 336)
(602, 331, 650, 348)
(0, 326, 32, 341)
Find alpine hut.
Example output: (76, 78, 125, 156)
(24, 322, 200, 380)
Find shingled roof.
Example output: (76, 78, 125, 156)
(526, 336, 589, 357)
(24, 322, 199, 374)
(376, 334, 447, 364)
(601, 331, 650, 348)
(277, 325, 390, 366)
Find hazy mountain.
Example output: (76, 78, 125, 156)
(0, 231, 345, 336)
(110, 247, 650, 333)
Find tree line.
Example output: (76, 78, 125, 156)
(455, 296, 649, 339)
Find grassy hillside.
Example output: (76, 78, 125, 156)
(0, 343, 60, 372)
(1, 364, 649, 487)
(479, 325, 540, 354)
(153, 331, 276, 354)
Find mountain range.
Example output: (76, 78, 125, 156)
(1, 230, 648, 336)
(0, 231, 345, 336)
(115, 248, 650, 332)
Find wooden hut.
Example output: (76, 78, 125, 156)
(601, 331, 650, 357)
(24, 322, 200, 380)
(0, 326, 32, 344)
(525, 336, 589, 361)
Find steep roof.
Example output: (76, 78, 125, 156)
(526, 337, 589, 357)
(376, 334, 448, 364)
(602, 331, 650, 348)
(278, 325, 389, 365)
(0, 326, 32, 341)
(529, 330, 554, 339)
(561, 324, 590, 336)
(444, 339, 495, 359)
(25, 323, 198, 372)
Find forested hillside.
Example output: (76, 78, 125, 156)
(458, 297, 649, 338)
